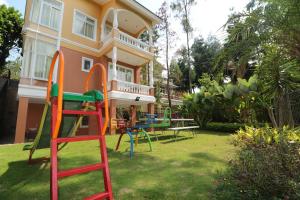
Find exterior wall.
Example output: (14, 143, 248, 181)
(60, 46, 108, 93)
(61, 0, 102, 50)
(26, 103, 44, 129)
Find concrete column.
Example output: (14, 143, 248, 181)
(135, 67, 141, 84)
(112, 46, 117, 80)
(148, 103, 155, 132)
(109, 99, 117, 134)
(149, 29, 153, 46)
(15, 97, 29, 143)
(113, 9, 118, 29)
(149, 88, 155, 96)
(148, 103, 155, 115)
(149, 60, 154, 87)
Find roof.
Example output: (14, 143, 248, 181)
(120, 0, 161, 25)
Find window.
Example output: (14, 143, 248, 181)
(30, 0, 62, 30)
(80, 116, 89, 128)
(73, 10, 97, 40)
(82, 57, 93, 72)
(33, 40, 56, 80)
(108, 63, 133, 82)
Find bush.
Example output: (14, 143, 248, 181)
(202, 122, 245, 132)
(200, 122, 266, 133)
(215, 127, 300, 200)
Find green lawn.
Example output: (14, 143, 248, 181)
(0, 131, 235, 200)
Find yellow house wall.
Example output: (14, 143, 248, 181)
(61, 0, 102, 50)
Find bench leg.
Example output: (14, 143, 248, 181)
(142, 129, 152, 152)
(127, 132, 134, 159)
(174, 130, 179, 142)
(115, 133, 125, 151)
(135, 134, 139, 147)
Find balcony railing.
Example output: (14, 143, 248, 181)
(103, 30, 151, 53)
(108, 80, 152, 95)
(118, 31, 150, 52)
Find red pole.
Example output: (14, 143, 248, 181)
(96, 102, 113, 199)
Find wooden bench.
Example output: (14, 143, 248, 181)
(168, 126, 199, 141)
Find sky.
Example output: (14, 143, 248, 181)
(2, 0, 248, 61)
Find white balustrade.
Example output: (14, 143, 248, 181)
(118, 31, 150, 52)
(114, 80, 151, 95)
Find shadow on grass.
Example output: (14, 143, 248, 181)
(160, 136, 194, 144)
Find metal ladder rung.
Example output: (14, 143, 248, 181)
(56, 136, 100, 143)
(58, 163, 105, 179)
(84, 192, 110, 200)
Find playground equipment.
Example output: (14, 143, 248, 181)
(115, 107, 171, 158)
(23, 50, 113, 200)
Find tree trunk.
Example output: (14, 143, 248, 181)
(285, 90, 295, 128)
(278, 89, 285, 128)
(184, 1, 192, 93)
(267, 107, 278, 128)
(147, 63, 150, 86)
(166, 24, 172, 109)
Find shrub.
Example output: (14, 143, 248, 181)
(202, 122, 245, 133)
(201, 122, 266, 133)
(215, 127, 300, 200)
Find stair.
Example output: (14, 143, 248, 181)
(51, 100, 113, 200)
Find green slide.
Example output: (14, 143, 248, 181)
(23, 101, 81, 151)
(23, 84, 104, 157)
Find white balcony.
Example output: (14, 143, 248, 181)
(118, 31, 150, 52)
(108, 80, 152, 95)
(117, 80, 151, 95)
(103, 30, 151, 54)
(107, 80, 155, 104)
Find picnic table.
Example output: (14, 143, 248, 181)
(168, 126, 200, 141)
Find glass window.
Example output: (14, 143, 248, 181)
(73, 10, 96, 40)
(31, 0, 62, 30)
(31, 0, 42, 23)
(82, 57, 93, 72)
(26, 40, 56, 80)
(108, 63, 133, 82)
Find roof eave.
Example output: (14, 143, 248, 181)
(120, 0, 162, 25)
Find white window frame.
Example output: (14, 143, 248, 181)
(108, 62, 134, 82)
(30, 0, 62, 31)
(72, 9, 97, 41)
(81, 57, 94, 72)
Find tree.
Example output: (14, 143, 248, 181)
(171, 0, 196, 93)
(192, 36, 221, 87)
(170, 59, 183, 87)
(0, 5, 23, 72)
(174, 46, 194, 91)
(1, 57, 22, 80)
(217, 0, 300, 128)
(257, 45, 300, 128)
(158, 1, 176, 108)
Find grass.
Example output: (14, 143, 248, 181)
(0, 130, 236, 200)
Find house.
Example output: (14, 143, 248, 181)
(14, 0, 161, 143)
